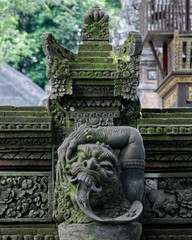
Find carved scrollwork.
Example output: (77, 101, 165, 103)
(67, 112, 119, 119)
(114, 57, 140, 101)
(82, 5, 109, 41)
(0, 123, 51, 131)
(120, 97, 141, 123)
(66, 112, 120, 128)
(0, 173, 51, 220)
(67, 99, 121, 108)
(50, 77, 72, 100)
(144, 141, 192, 148)
(75, 117, 114, 128)
(146, 153, 192, 162)
(0, 235, 59, 240)
(139, 125, 192, 135)
(0, 152, 51, 160)
(48, 99, 66, 144)
(0, 138, 51, 146)
(71, 70, 115, 79)
(73, 86, 114, 93)
(42, 33, 74, 100)
(113, 31, 142, 104)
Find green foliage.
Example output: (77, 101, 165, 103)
(0, 0, 51, 67)
(1, 0, 121, 88)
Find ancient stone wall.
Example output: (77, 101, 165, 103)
(0, 4, 192, 239)
(1, 107, 192, 239)
(0, 106, 58, 239)
(139, 108, 192, 239)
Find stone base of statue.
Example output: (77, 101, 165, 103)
(58, 222, 142, 240)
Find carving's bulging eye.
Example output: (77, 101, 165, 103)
(78, 152, 88, 160)
(103, 166, 113, 171)
(100, 161, 114, 171)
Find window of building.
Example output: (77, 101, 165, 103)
(148, 70, 157, 80)
(182, 41, 187, 68)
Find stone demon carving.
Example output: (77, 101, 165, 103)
(143, 178, 192, 219)
(54, 125, 145, 224)
(144, 179, 178, 218)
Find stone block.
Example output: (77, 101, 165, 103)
(34, 235, 44, 240)
(58, 223, 142, 240)
(44, 236, 54, 240)
(12, 235, 24, 240)
(24, 235, 34, 240)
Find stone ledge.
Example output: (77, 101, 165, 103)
(59, 223, 142, 240)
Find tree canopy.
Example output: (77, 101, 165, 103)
(1, 0, 121, 89)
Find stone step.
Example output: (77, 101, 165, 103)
(0, 122, 51, 131)
(138, 118, 192, 125)
(142, 112, 192, 119)
(78, 42, 112, 52)
(0, 132, 52, 138)
(0, 111, 49, 117)
(78, 51, 111, 57)
(0, 116, 51, 122)
(142, 108, 192, 113)
(75, 57, 113, 63)
(70, 63, 116, 70)
(0, 106, 47, 111)
(73, 79, 114, 85)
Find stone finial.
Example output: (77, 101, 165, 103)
(82, 5, 109, 41)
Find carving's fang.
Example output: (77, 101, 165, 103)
(69, 176, 78, 183)
(91, 182, 102, 193)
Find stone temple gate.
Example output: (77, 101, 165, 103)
(0, 5, 192, 240)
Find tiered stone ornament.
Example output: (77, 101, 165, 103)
(42, 4, 142, 145)
(42, 5, 144, 240)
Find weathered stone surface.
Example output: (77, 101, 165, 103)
(0, 224, 58, 238)
(58, 223, 142, 240)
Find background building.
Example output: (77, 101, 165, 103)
(0, 64, 45, 106)
(140, 0, 192, 107)
(112, 0, 192, 108)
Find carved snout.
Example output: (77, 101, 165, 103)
(83, 158, 99, 171)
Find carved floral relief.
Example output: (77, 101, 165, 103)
(0, 174, 51, 220)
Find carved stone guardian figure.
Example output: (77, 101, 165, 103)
(55, 125, 145, 240)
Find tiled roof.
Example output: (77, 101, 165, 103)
(0, 64, 45, 106)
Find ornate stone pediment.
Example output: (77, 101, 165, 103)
(42, 5, 143, 144)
